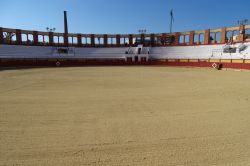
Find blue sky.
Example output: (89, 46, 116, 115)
(0, 0, 249, 34)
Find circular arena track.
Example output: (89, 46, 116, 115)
(1, 67, 250, 166)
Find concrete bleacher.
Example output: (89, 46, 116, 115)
(0, 45, 53, 58)
(0, 45, 128, 59)
(150, 45, 223, 60)
(211, 43, 250, 59)
(1, 42, 250, 60)
(74, 47, 127, 59)
(150, 43, 250, 60)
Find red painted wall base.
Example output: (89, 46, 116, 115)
(1, 58, 250, 70)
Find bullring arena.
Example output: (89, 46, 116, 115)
(1, 8, 250, 165)
(1, 66, 250, 165)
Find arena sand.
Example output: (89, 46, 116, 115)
(1, 67, 250, 165)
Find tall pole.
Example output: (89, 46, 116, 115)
(170, 10, 174, 33)
(170, 18, 173, 33)
(64, 11, 68, 47)
(64, 11, 68, 34)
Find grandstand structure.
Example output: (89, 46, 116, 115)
(1, 11, 250, 69)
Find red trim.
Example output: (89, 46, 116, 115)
(1, 59, 250, 70)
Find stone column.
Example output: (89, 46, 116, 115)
(49, 32, 54, 46)
(77, 34, 82, 47)
(220, 28, 226, 43)
(0, 27, 3, 44)
(16, 29, 22, 45)
(104, 34, 108, 47)
(129, 34, 133, 46)
(214, 32, 217, 43)
(238, 25, 245, 42)
(33, 31, 38, 45)
(204, 29, 210, 44)
(64, 34, 68, 47)
(150, 34, 155, 46)
(141, 33, 145, 45)
(174, 32, 180, 45)
(116, 34, 120, 46)
(91, 34, 95, 46)
(189, 31, 194, 45)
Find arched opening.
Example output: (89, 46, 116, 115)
(210, 32, 215, 43)
(73, 37, 77, 44)
(125, 38, 129, 45)
(145, 37, 151, 46)
(233, 30, 239, 41)
(95, 38, 99, 45)
(120, 37, 130, 45)
(27, 34, 33, 44)
(199, 34, 205, 44)
(184, 35, 189, 44)
(81, 37, 86, 45)
(53, 36, 59, 44)
(226, 31, 232, 42)
(68, 37, 72, 44)
(136, 37, 142, 44)
(38, 35, 49, 45)
(179, 35, 185, 44)
(11, 33, 17, 43)
(152, 36, 162, 45)
(68, 36, 77, 45)
(3, 32, 17, 44)
(233, 30, 239, 36)
(245, 29, 250, 40)
(21, 34, 28, 43)
(86, 37, 91, 45)
(38, 35, 43, 43)
(112, 38, 117, 45)
(108, 38, 112, 45)
(44, 35, 49, 44)
(133, 37, 138, 45)
(108, 38, 116, 45)
(120, 37, 125, 45)
(215, 32, 221, 43)
(100, 38, 104, 45)
(58, 36, 64, 44)
(95, 37, 104, 45)
(194, 34, 199, 44)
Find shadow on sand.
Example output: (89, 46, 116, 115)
(0, 66, 54, 71)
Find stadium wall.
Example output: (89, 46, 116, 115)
(1, 58, 250, 71)
(1, 24, 250, 70)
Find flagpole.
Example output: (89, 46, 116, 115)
(170, 10, 173, 33)
(170, 17, 173, 33)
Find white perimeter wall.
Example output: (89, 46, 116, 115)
(1, 43, 250, 59)
(150, 43, 250, 60)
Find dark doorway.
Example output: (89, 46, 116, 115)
(138, 48, 141, 54)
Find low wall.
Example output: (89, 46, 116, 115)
(1, 58, 250, 70)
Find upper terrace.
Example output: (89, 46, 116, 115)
(1, 25, 250, 48)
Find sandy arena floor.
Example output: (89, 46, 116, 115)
(1, 67, 250, 166)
